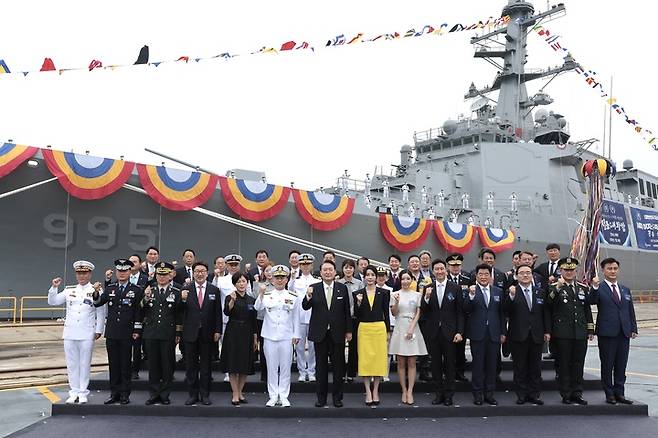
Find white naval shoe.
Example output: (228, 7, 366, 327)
(65, 396, 78, 404)
(308, 375, 316, 382)
(78, 395, 88, 404)
(266, 397, 278, 407)
(280, 397, 291, 407)
(298, 374, 307, 382)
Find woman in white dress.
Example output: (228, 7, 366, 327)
(388, 270, 427, 405)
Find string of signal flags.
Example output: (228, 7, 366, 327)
(0, 14, 510, 76)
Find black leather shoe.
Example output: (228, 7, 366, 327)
(145, 396, 160, 406)
(484, 396, 498, 406)
(333, 400, 344, 408)
(561, 397, 572, 405)
(185, 397, 198, 406)
(200, 397, 212, 406)
(605, 396, 618, 405)
(231, 400, 240, 406)
(571, 395, 588, 405)
(455, 373, 468, 382)
(432, 394, 445, 405)
(473, 395, 483, 406)
(615, 396, 633, 405)
(104, 395, 120, 405)
(315, 400, 326, 408)
(516, 397, 526, 405)
(120, 396, 130, 405)
(239, 397, 248, 404)
(527, 397, 544, 406)
(161, 397, 170, 405)
(443, 397, 453, 406)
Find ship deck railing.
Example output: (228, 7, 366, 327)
(19, 296, 65, 323)
(0, 297, 17, 324)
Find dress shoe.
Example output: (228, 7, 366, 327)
(131, 372, 140, 380)
(615, 396, 633, 405)
(161, 397, 170, 405)
(231, 400, 240, 406)
(473, 395, 483, 406)
(308, 375, 316, 382)
(78, 395, 88, 404)
(239, 396, 248, 404)
(266, 397, 278, 407)
(432, 394, 445, 405)
(333, 399, 344, 408)
(561, 397, 572, 405)
(145, 397, 159, 406)
(104, 395, 120, 405)
(543, 353, 554, 360)
(484, 396, 498, 406)
(570, 395, 587, 405)
(185, 397, 198, 406)
(605, 396, 618, 405)
(280, 398, 291, 407)
(372, 400, 380, 406)
(527, 397, 544, 406)
(298, 374, 307, 382)
(443, 397, 453, 406)
(455, 373, 468, 382)
(120, 396, 130, 405)
(200, 397, 212, 406)
(65, 396, 78, 404)
(315, 400, 327, 408)
(516, 397, 526, 405)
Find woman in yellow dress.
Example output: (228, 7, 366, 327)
(354, 265, 391, 406)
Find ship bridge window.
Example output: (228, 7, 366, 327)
(647, 180, 652, 197)
(639, 178, 645, 195)
(652, 182, 657, 199)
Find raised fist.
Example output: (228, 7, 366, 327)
(230, 291, 237, 301)
(424, 287, 432, 300)
(591, 276, 600, 288)
(306, 286, 314, 298)
(259, 283, 267, 296)
(181, 290, 189, 301)
(356, 293, 363, 305)
(105, 269, 113, 281)
(144, 286, 152, 300)
(184, 277, 192, 284)
(214, 268, 222, 277)
(469, 285, 476, 296)
(557, 277, 566, 287)
(92, 282, 102, 292)
(393, 292, 400, 302)
(508, 285, 516, 298)
(52, 277, 62, 288)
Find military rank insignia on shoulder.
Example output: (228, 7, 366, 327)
(264, 291, 272, 296)
(549, 290, 556, 299)
(289, 290, 297, 297)
(171, 285, 181, 292)
(64, 285, 77, 291)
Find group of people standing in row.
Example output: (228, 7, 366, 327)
(48, 243, 638, 408)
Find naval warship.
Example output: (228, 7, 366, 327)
(2, 0, 658, 320)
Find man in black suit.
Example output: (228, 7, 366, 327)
(354, 257, 369, 282)
(534, 243, 562, 285)
(446, 253, 472, 382)
(302, 260, 352, 408)
(504, 264, 551, 405)
(464, 264, 506, 405)
(174, 249, 196, 286)
(247, 249, 270, 282)
(180, 261, 222, 406)
(420, 259, 464, 406)
(125, 254, 149, 379)
(386, 254, 402, 291)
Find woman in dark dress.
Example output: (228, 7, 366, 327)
(220, 272, 257, 405)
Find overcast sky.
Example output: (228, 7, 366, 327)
(1, 0, 656, 189)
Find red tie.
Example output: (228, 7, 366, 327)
(611, 284, 620, 305)
(197, 284, 204, 307)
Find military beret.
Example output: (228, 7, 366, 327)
(155, 261, 175, 275)
(114, 258, 134, 271)
(558, 257, 579, 270)
(446, 253, 464, 266)
(225, 254, 243, 264)
(271, 265, 290, 277)
(298, 253, 315, 264)
(73, 260, 95, 272)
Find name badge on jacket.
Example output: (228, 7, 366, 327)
(208, 294, 216, 300)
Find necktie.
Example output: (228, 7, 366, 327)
(119, 284, 125, 295)
(483, 287, 489, 307)
(437, 283, 444, 308)
(187, 267, 191, 278)
(325, 285, 332, 309)
(549, 262, 555, 276)
(159, 287, 165, 295)
(197, 284, 204, 307)
(611, 284, 620, 305)
(524, 288, 532, 310)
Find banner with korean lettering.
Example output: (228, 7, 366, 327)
(598, 201, 631, 247)
(630, 207, 658, 251)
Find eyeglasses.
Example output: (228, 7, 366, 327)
(193, 269, 207, 274)
(517, 271, 533, 276)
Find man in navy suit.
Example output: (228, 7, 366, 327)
(180, 261, 222, 406)
(589, 258, 638, 405)
(463, 263, 506, 405)
(302, 260, 352, 408)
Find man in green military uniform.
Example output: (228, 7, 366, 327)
(546, 257, 594, 405)
(141, 262, 184, 405)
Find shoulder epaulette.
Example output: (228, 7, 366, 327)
(577, 282, 588, 288)
(587, 323, 595, 330)
(171, 285, 181, 292)
(264, 291, 272, 295)
(64, 285, 77, 290)
(289, 290, 298, 297)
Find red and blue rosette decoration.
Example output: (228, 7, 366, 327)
(379, 213, 431, 252)
(477, 226, 516, 253)
(219, 177, 290, 221)
(434, 221, 476, 253)
(292, 189, 355, 231)
(42, 149, 134, 200)
(0, 143, 38, 178)
(137, 164, 218, 211)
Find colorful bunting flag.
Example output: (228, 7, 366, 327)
(40, 58, 56, 71)
(379, 213, 431, 252)
(0, 60, 10, 73)
(434, 221, 476, 253)
(292, 189, 355, 231)
(219, 176, 290, 222)
(477, 227, 516, 253)
(137, 164, 218, 210)
(0, 143, 38, 177)
(42, 149, 134, 200)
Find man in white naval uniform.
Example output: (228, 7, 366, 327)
(255, 265, 301, 407)
(289, 253, 321, 382)
(48, 260, 106, 404)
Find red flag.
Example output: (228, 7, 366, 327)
(280, 41, 296, 51)
(40, 58, 56, 71)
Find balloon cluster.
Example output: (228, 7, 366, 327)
(581, 158, 616, 178)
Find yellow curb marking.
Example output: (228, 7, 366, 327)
(36, 386, 61, 403)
